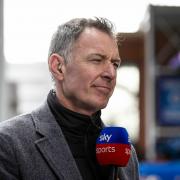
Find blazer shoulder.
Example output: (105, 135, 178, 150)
(0, 101, 49, 132)
(0, 101, 53, 138)
(0, 113, 33, 135)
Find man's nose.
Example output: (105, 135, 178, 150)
(101, 63, 116, 81)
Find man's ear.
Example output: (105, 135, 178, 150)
(48, 53, 65, 80)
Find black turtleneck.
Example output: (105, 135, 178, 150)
(47, 90, 111, 180)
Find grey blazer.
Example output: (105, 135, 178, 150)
(0, 102, 139, 180)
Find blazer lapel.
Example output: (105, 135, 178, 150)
(31, 102, 82, 180)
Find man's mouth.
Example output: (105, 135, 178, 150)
(94, 85, 111, 94)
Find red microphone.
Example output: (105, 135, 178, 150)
(96, 127, 131, 179)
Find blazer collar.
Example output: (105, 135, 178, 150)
(31, 101, 82, 180)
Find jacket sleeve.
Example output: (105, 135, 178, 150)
(0, 130, 19, 180)
(118, 145, 140, 180)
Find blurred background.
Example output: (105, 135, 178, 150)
(1, 0, 180, 179)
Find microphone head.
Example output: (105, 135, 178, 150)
(96, 127, 131, 166)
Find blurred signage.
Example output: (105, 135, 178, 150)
(140, 161, 180, 180)
(156, 137, 180, 160)
(156, 76, 180, 125)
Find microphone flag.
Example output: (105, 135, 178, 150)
(96, 127, 131, 166)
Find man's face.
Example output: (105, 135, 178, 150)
(59, 27, 121, 115)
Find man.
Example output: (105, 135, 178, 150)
(0, 18, 139, 179)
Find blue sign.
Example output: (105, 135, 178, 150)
(140, 161, 180, 180)
(156, 76, 180, 125)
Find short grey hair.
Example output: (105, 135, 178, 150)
(48, 17, 116, 63)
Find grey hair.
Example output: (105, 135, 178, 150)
(48, 17, 116, 63)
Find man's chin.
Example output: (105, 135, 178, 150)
(95, 100, 109, 110)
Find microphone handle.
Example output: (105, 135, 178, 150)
(110, 166, 118, 180)
(114, 166, 118, 180)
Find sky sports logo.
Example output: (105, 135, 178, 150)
(98, 133, 131, 143)
(96, 127, 131, 166)
(96, 144, 131, 155)
(96, 133, 131, 155)
(99, 133, 112, 142)
(96, 146, 115, 154)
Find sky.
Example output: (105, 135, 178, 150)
(4, 0, 180, 64)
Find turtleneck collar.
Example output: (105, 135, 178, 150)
(47, 89, 103, 136)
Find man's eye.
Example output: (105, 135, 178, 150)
(92, 59, 102, 63)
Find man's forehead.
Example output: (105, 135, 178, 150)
(74, 28, 117, 47)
